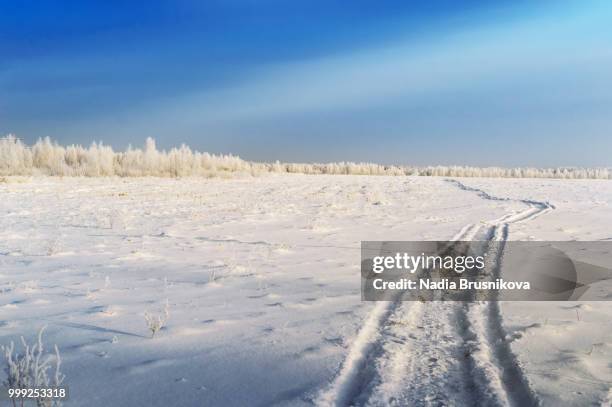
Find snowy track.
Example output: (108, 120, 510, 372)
(319, 179, 553, 406)
(4, 175, 609, 406)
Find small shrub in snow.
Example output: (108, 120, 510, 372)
(208, 269, 218, 283)
(46, 237, 61, 256)
(1, 327, 64, 407)
(107, 211, 124, 231)
(144, 300, 170, 338)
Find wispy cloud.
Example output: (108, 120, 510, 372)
(103, 1, 611, 131)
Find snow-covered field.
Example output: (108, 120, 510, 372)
(1, 175, 611, 406)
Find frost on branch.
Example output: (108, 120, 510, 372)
(1, 326, 65, 407)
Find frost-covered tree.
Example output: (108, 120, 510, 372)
(1, 135, 610, 179)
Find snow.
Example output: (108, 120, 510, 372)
(0, 174, 610, 406)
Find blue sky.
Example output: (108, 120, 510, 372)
(1, 0, 611, 166)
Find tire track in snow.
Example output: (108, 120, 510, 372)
(448, 179, 552, 407)
(318, 179, 552, 406)
(362, 224, 484, 407)
(444, 179, 555, 213)
(318, 223, 481, 406)
(466, 225, 541, 407)
(316, 273, 408, 407)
